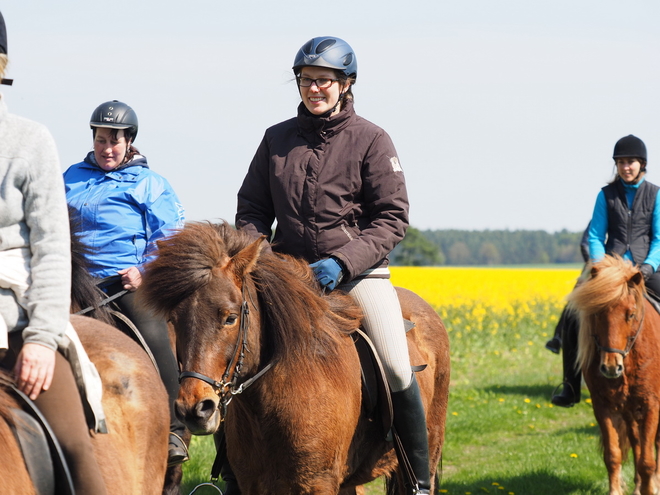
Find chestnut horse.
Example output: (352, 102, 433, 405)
(571, 255, 660, 495)
(0, 314, 170, 494)
(140, 221, 450, 494)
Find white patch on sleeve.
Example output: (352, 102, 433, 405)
(390, 156, 403, 172)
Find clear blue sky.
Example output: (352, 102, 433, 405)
(4, 1, 660, 232)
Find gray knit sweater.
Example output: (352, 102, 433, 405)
(0, 95, 71, 350)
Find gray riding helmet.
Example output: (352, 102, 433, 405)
(89, 100, 139, 141)
(292, 36, 357, 80)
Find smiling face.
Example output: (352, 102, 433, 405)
(615, 157, 642, 184)
(93, 127, 129, 171)
(298, 66, 349, 117)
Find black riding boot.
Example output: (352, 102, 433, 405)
(545, 305, 568, 354)
(551, 308, 581, 407)
(214, 425, 241, 495)
(392, 374, 431, 495)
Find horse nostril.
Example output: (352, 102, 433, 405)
(194, 399, 218, 421)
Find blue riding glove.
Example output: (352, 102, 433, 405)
(310, 257, 344, 291)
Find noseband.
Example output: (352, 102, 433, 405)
(178, 283, 272, 419)
(593, 305, 646, 358)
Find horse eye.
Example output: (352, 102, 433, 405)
(225, 315, 238, 326)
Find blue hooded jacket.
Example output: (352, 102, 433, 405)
(64, 152, 185, 279)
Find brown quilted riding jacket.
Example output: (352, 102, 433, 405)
(235, 100, 409, 282)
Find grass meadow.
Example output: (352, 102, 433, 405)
(180, 266, 631, 495)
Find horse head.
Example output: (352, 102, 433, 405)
(140, 222, 267, 435)
(571, 255, 646, 380)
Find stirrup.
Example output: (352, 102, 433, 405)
(551, 381, 579, 408)
(168, 432, 190, 467)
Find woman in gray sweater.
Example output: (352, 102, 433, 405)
(0, 11, 106, 495)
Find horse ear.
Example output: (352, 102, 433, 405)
(229, 235, 268, 278)
(630, 271, 644, 287)
(590, 265, 599, 279)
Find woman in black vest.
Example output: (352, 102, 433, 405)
(552, 134, 660, 407)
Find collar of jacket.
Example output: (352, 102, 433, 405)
(82, 150, 149, 174)
(296, 99, 355, 141)
(619, 176, 646, 192)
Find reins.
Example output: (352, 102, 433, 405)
(74, 288, 128, 316)
(178, 280, 273, 419)
(593, 304, 646, 358)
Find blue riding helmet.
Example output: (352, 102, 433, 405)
(292, 36, 357, 80)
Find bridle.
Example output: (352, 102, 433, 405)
(178, 282, 273, 419)
(593, 302, 646, 358)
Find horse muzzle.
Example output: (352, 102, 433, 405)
(174, 391, 222, 435)
(599, 354, 624, 379)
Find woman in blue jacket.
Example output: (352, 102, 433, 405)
(64, 100, 188, 465)
(552, 134, 660, 407)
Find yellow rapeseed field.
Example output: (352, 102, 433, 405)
(390, 267, 582, 344)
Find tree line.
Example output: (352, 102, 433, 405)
(390, 227, 586, 266)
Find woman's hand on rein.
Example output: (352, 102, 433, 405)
(14, 343, 56, 400)
(118, 266, 142, 291)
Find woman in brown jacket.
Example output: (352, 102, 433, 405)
(236, 36, 431, 494)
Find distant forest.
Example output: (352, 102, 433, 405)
(390, 227, 586, 266)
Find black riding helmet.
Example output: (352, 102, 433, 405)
(90, 100, 139, 142)
(0, 11, 12, 86)
(613, 135, 647, 162)
(292, 36, 357, 80)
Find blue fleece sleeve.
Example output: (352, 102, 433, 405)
(642, 189, 660, 271)
(588, 191, 608, 262)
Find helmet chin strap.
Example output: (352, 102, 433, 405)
(317, 88, 348, 118)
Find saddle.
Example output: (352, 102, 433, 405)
(646, 292, 660, 315)
(9, 384, 74, 495)
(353, 319, 426, 438)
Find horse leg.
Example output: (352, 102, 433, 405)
(634, 408, 660, 495)
(595, 410, 626, 495)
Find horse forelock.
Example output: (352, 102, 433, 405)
(140, 221, 249, 315)
(571, 255, 644, 371)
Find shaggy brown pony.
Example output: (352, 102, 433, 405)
(570, 255, 660, 495)
(140, 221, 450, 495)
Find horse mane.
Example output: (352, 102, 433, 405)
(570, 255, 645, 372)
(140, 221, 362, 364)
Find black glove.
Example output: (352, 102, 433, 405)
(640, 263, 654, 281)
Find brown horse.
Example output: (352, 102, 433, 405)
(0, 314, 170, 494)
(140, 221, 450, 494)
(571, 255, 660, 495)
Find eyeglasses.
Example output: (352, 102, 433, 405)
(297, 77, 339, 88)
